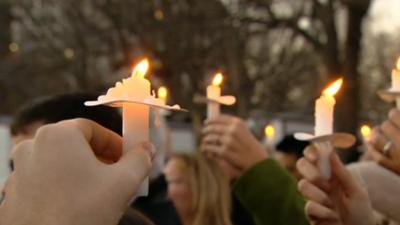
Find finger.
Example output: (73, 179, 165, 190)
(297, 157, 322, 182)
(200, 143, 242, 169)
(369, 145, 399, 173)
(61, 119, 123, 162)
(202, 124, 229, 136)
(298, 179, 332, 207)
(368, 127, 386, 152)
(381, 120, 400, 149)
(202, 134, 221, 145)
(304, 145, 318, 163)
(330, 153, 361, 194)
(204, 114, 239, 126)
(388, 108, 400, 128)
(305, 201, 338, 220)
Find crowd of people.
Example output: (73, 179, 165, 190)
(0, 92, 399, 225)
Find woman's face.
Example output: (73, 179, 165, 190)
(164, 158, 194, 218)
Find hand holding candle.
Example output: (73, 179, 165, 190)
(295, 78, 355, 179)
(85, 58, 185, 197)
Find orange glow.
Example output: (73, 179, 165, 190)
(158, 86, 168, 100)
(264, 125, 275, 138)
(132, 59, 150, 78)
(323, 78, 343, 97)
(396, 57, 400, 70)
(360, 125, 371, 139)
(212, 73, 223, 87)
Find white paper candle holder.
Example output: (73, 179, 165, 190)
(193, 94, 236, 106)
(295, 132, 356, 179)
(377, 89, 400, 109)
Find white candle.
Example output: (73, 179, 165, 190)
(391, 58, 400, 109)
(207, 73, 223, 119)
(314, 78, 343, 180)
(314, 78, 342, 136)
(123, 59, 151, 197)
(391, 58, 400, 91)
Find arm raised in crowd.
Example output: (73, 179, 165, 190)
(0, 119, 154, 225)
(201, 114, 309, 225)
(296, 145, 374, 225)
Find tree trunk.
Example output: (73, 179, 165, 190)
(335, 2, 371, 161)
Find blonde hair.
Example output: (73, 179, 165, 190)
(172, 153, 232, 225)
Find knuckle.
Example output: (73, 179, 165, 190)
(297, 179, 308, 193)
(36, 123, 75, 146)
(35, 123, 58, 139)
(389, 109, 397, 120)
(11, 140, 32, 160)
(296, 157, 306, 170)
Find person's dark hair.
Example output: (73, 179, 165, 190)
(11, 93, 122, 135)
(276, 134, 309, 158)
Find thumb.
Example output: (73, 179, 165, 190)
(113, 142, 155, 194)
(330, 153, 359, 194)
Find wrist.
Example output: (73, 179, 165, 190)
(246, 145, 269, 170)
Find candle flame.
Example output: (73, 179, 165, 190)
(132, 59, 150, 78)
(264, 125, 275, 138)
(212, 73, 223, 87)
(323, 78, 343, 97)
(360, 125, 371, 138)
(158, 86, 168, 100)
(396, 57, 400, 70)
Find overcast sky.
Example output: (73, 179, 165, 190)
(369, 0, 400, 34)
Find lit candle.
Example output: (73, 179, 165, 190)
(85, 58, 185, 197)
(315, 78, 343, 136)
(391, 58, 400, 108)
(207, 73, 223, 119)
(123, 59, 151, 196)
(123, 59, 150, 152)
(264, 124, 276, 145)
(158, 86, 168, 105)
(360, 125, 372, 142)
(391, 58, 400, 91)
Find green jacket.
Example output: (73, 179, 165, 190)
(233, 159, 309, 225)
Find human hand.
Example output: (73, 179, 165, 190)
(367, 109, 400, 174)
(296, 145, 373, 225)
(200, 114, 268, 178)
(0, 119, 154, 225)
